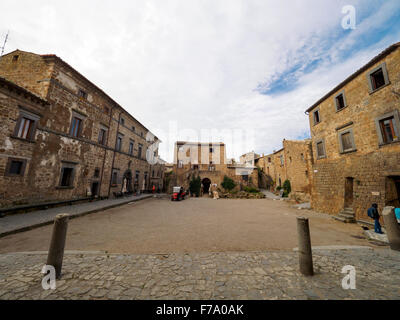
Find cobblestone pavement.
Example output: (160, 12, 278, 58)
(1, 247, 399, 300)
(0, 194, 157, 237)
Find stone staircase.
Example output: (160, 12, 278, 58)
(333, 207, 356, 223)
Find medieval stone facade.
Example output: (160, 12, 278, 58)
(0, 50, 164, 208)
(255, 139, 313, 200)
(173, 141, 258, 193)
(306, 42, 400, 223)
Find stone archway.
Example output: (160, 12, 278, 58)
(202, 178, 211, 194)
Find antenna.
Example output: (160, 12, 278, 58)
(0, 31, 9, 59)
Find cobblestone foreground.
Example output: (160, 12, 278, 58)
(0, 248, 399, 300)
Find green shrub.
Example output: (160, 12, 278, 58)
(221, 175, 236, 191)
(244, 186, 259, 193)
(189, 175, 201, 196)
(282, 180, 291, 197)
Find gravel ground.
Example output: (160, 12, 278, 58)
(0, 197, 380, 254)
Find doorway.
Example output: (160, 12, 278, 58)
(91, 182, 99, 197)
(385, 176, 400, 207)
(202, 178, 211, 194)
(344, 177, 354, 208)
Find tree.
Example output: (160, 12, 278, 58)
(283, 179, 291, 197)
(221, 175, 236, 191)
(189, 175, 201, 196)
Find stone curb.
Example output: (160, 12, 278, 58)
(0, 195, 153, 239)
(293, 245, 374, 251)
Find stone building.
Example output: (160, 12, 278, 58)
(305, 42, 400, 223)
(0, 49, 164, 208)
(173, 141, 258, 193)
(255, 139, 313, 200)
(239, 151, 259, 167)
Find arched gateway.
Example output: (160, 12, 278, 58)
(202, 178, 211, 194)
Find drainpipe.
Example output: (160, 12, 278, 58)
(108, 109, 121, 198)
(99, 105, 114, 199)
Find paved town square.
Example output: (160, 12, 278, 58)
(1, 247, 399, 300)
(0, 197, 377, 254)
(1, 1, 400, 305)
(1, 197, 399, 300)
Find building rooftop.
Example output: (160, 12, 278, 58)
(0, 76, 49, 106)
(2, 49, 158, 140)
(305, 42, 400, 113)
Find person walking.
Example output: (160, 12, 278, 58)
(152, 185, 156, 194)
(367, 203, 383, 234)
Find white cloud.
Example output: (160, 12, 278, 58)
(1, 0, 399, 161)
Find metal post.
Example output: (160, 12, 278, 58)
(382, 206, 400, 251)
(297, 217, 314, 276)
(47, 214, 69, 279)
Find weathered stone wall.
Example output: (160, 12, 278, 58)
(173, 142, 258, 192)
(0, 50, 162, 207)
(283, 139, 313, 200)
(308, 45, 400, 221)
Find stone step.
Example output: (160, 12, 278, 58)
(343, 208, 355, 213)
(333, 215, 356, 223)
(339, 213, 356, 219)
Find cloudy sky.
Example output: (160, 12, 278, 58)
(1, 0, 400, 161)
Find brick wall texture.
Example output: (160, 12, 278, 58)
(307, 44, 400, 222)
(0, 50, 164, 207)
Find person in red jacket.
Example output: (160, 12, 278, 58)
(152, 185, 155, 194)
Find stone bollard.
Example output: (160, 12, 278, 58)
(382, 206, 400, 251)
(297, 217, 314, 276)
(47, 214, 69, 279)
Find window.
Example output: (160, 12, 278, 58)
(152, 170, 155, 178)
(316, 139, 326, 159)
(138, 144, 143, 158)
(13, 108, 40, 141)
(313, 109, 321, 125)
(120, 117, 125, 125)
(242, 175, 249, 182)
(104, 106, 110, 115)
(59, 162, 76, 187)
(375, 111, 400, 145)
(17, 117, 34, 139)
(5, 158, 27, 177)
(78, 89, 87, 99)
(367, 62, 389, 93)
(210, 147, 214, 153)
(111, 170, 118, 185)
(70, 111, 86, 138)
(338, 129, 356, 153)
(193, 164, 199, 170)
(98, 128, 107, 145)
(116, 133, 123, 151)
(70, 117, 81, 137)
(301, 153, 304, 161)
(178, 160, 183, 168)
(129, 141, 134, 155)
(94, 168, 100, 178)
(12, 55, 19, 62)
(141, 132, 143, 137)
(334, 91, 347, 111)
(280, 155, 284, 166)
(380, 118, 396, 143)
(132, 126, 135, 132)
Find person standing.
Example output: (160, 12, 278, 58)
(367, 203, 383, 234)
(395, 207, 400, 225)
